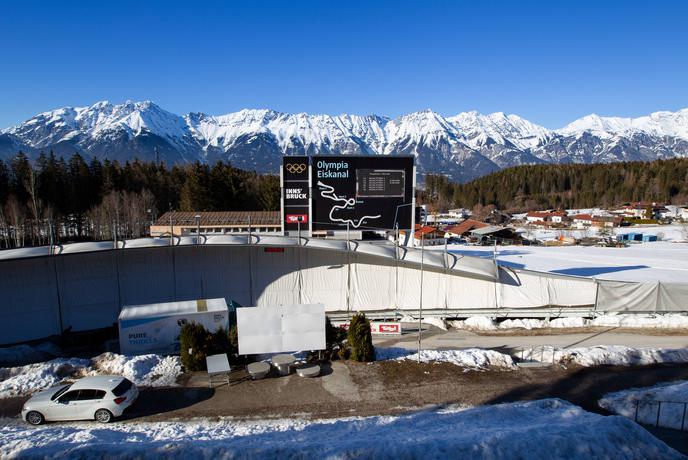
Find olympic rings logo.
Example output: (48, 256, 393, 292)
(285, 163, 307, 174)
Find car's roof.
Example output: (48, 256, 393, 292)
(69, 375, 126, 391)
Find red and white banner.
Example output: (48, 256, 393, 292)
(334, 321, 402, 335)
(286, 214, 308, 224)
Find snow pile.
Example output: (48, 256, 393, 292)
(0, 353, 182, 398)
(0, 342, 63, 366)
(592, 314, 688, 329)
(0, 358, 91, 398)
(519, 345, 688, 367)
(376, 347, 515, 370)
(400, 315, 448, 330)
(449, 315, 591, 331)
(449, 316, 499, 331)
(600, 380, 688, 431)
(0, 399, 680, 459)
(449, 314, 688, 331)
(90, 353, 182, 387)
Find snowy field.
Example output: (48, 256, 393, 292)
(0, 399, 681, 459)
(600, 380, 688, 431)
(437, 225, 688, 282)
(0, 353, 181, 398)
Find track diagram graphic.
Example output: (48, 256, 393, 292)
(317, 181, 381, 229)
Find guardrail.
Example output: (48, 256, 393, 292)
(634, 400, 688, 432)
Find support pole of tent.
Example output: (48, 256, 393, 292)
(444, 237, 449, 310)
(248, 216, 254, 307)
(169, 212, 173, 246)
(297, 218, 302, 304)
(395, 223, 399, 314)
(593, 278, 600, 315)
(115, 243, 122, 313)
(52, 257, 64, 335)
(655, 281, 661, 314)
(417, 232, 425, 361)
(346, 221, 351, 321)
(492, 239, 499, 313)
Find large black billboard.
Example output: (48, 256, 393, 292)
(282, 156, 310, 233)
(311, 156, 414, 231)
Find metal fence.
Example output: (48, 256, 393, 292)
(634, 400, 688, 432)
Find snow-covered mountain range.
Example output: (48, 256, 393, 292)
(2, 101, 687, 183)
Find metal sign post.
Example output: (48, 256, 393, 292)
(418, 231, 424, 363)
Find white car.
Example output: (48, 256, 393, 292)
(22, 375, 138, 425)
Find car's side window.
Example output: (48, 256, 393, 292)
(58, 390, 80, 403)
(76, 390, 106, 400)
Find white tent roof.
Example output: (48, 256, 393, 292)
(119, 298, 228, 321)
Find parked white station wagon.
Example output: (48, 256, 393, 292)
(22, 375, 138, 425)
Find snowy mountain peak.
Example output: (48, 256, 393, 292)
(558, 108, 688, 140)
(3, 103, 688, 183)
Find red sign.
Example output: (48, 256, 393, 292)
(333, 321, 402, 335)
(378, 323, 400, 333)
(286, 214, 308, 224)
(264, 247, 285, 253)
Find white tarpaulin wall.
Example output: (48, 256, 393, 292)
(596, 280, 688, 312)
(237, 303, 325, 355)
(1, 239, 688, 345)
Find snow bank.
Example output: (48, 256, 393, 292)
(400, 315, 448, 330)
(0, 399, 680, 459)
(450, 315, 590, 331)
(0, 353, 182, 398)
(0, 342, 63, 366)
(592, 314, 688, 328)
(0, 358, 91, 398)
(376, 347, 515, 370)
(600, 380, 688, 431)
(448, 314, 688, 331)
(90, 353, 182, 387)
(519, 345, 688, 367)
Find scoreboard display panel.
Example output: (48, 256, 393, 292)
(356, 169, 406, 198)
(311, 156, 415, 231)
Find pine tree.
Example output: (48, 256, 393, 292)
(347, 312, 375, 362)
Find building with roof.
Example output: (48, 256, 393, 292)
(444, 219, 489, 238)
(150, 211, 281, 237)
(400, 225, 446, 247)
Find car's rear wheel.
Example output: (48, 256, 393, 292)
(94, 409, 113, 423)
(26, 411, 44, 425)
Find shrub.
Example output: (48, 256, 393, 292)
(179, 322, 210, 371)
(347, 312, 375, 362)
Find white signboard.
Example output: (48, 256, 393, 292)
(237, 303, 326, 355)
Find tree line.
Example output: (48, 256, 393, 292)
(421, 158, 688, 213)
(0, 152, 280, 248)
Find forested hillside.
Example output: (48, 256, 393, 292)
(0, 152, 280, 248)
(423, 159, 688, 213)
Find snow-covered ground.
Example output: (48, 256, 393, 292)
(0, 353, 181, 398)
(518, 345, 688, 367)
(600, 380, 688, 431)
(0, 399, 681, 459)
(375, 347, 515, 370)
(438, 226, 688, 282)
(449, 314, 688, 331)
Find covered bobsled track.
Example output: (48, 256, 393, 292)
(1, 235, 687, 345)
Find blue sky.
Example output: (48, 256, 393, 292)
(1, 0, 686, 129)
